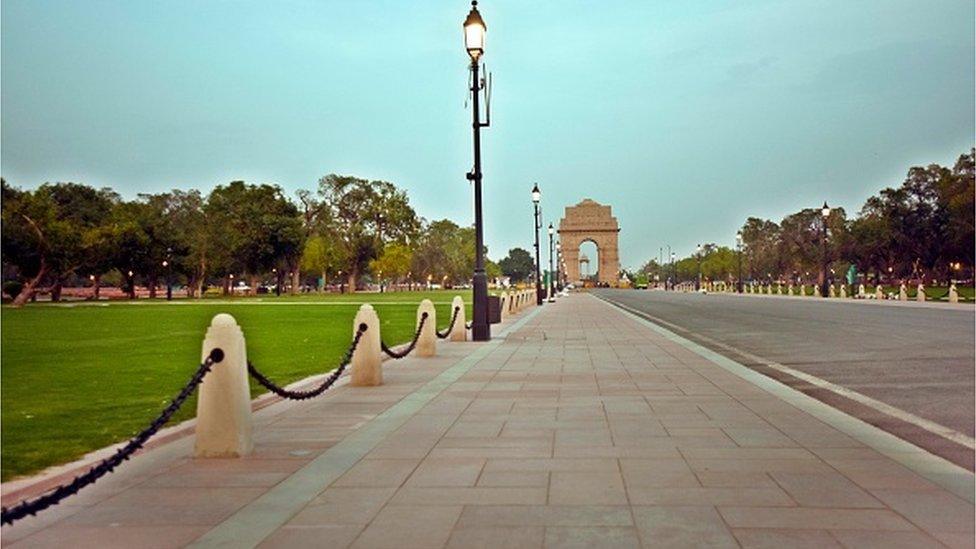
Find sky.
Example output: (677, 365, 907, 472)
(2, 0, 973, 270)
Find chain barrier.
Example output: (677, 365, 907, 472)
(247, 324, 367, 400)
(381, 312, 428, 359)
(922, 288, 951, 300)
(1, 349, 226, 526)
(436, 307, 461, 339)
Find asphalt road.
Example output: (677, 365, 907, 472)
(593, 289, 975, 469)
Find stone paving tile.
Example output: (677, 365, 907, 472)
(717, 506, 918, 531)
(405, 457, 485, 487)
(549, 470, 627, 505)
(8, 525, 212, 549)
(867, 488, 976, 535)
(286, 487, 396, 526)
(257, 524, 363, 549)
(627, 486, 794, 506)
(332, 458, 420, 487)
(455, 505, 634, 527)
(544, 526, 640, 549)
(349, 505, 463, 549)
(731, 528, 842, 548)
(446, 526, 545, 548)
(826, 529, 946, 549)
(631, 506, 738, 548)
(769, 471, 884, 508)
(390, 486, 548, 505)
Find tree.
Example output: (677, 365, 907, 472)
(498, 248, 534, 282)
(369, 243, 413, 289)
(315, 174, 419, 289)
(301, 236, 348, 291)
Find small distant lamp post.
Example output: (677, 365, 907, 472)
(273, 268, 281, 297)
(670, 251, 676, 290)
(735, 232, 744, 293)
(531, 183, 543, 305)
(464, 0, 490, 340)
(338, 270, 344, 294)
(555, 241, 562, 292)
(820, 201, 831, 298)
(696, 244, 703, 291)
(547, 223, 555, 302)
(163, 247, 173, 301)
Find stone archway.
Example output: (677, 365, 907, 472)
(558, 199, 621, 286)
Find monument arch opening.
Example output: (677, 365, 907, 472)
(558, 199, 621, 286)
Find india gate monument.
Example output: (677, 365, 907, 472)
(558, 199, 621, 286)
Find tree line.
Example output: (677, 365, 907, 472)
(0, 174, 525, 306)
(642, 149, 974, 285)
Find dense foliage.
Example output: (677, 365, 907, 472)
(1, 175, 502, 304)
(645, 150, 974, 284)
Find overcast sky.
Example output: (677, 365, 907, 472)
(2, 0, 973, 269)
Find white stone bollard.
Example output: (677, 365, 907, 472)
(195, 314, 253, 458)
(450, 296, 467, 341)
(899, 284, 908, 301)
(916, 283, 925, 302)
(799, 284, 806, 297)
(840, 285, 847, 298)
(829, 285, 836, 298)
(949, 283, 959, 303)
(499, 292, 509, 319)
(858, 284, 865, 298)
(777, 284, 783, 295)
(875, 285, 884, 300)
(788, 284, 794, 296)
(350, 304, 383, 387)
(416, 299, 437, 357)
(766, 284, 772, 295)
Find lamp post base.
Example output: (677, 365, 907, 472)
(471, 271, 491, 341)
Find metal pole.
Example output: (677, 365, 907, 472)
(548, 230, 555, 301)
(696, 248, 702, 291)
(534, 202, 543, 305)
(820, 218, 828, 298)
(737, 243, 743, 293)
(470, 59, 490, 340)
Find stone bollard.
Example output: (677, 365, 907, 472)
(450, 296, 467, 341)
(899, 284, 908, 301)
(350, 304, 382, 386)
(858, 284, 866, 298)
(829, 285, 836, 298)
(766, 284, 772, 295)
(196, 314, 253, 458)
(788, 284, 794, 296)
(875, 285, 884, 300)
(416, 299, 437, 357)
(799, 284, 806, 297)
(949, 283, 959, 303)
(840, 285, 847, 298)
(499, 292, 509, 319)
(777, 284, 783, 295)
(916, 283, 925, 302)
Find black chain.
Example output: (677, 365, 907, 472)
(248, 324, 367, 400)
(381, 312, 428, 359)
(436, 307, 461, 339)
(1, 349, 226, 526)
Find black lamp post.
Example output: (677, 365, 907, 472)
(547, 223, 555, 302)
(464, 1, 490, 340)
(695, 244, 703, 291)
(164, 248, 173, 301)
(820, 201, 830, 298)
(736, 232, 743, 293)
(532, 183, 543, 305)
(555, 241, 561, 292)
(669, 251, 676, 290)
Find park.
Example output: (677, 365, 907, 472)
(1, 1, 974, 548)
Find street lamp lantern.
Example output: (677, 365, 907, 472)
(819, 201, 830, 298)
(695, 244, 703, 291)
(821, 201, 831, 218)
(735, 231, 743, 293)
(463, 1, 486, 60)
(531, 183, 541, 204)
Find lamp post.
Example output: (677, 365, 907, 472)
(735, 232, 743, 293)
(163, 247, 173, 301)
(531, 183, 544, 305)
(820, 201, 830, 298)
(547, 223, 555, 302)
(555, 241, 561, 292)
(696, 244, 703, 291)
(464, 1, 490, 340)
(670, 251, 676, 290)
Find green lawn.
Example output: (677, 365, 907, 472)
(0, 290, 472, 481)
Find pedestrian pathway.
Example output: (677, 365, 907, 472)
(3, 294, 973, 548)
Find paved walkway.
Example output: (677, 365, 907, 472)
(4, 294, 974, 548)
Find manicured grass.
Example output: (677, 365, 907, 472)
(0, 291, 472, 481)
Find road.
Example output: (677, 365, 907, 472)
(593, 289, 975, 469)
